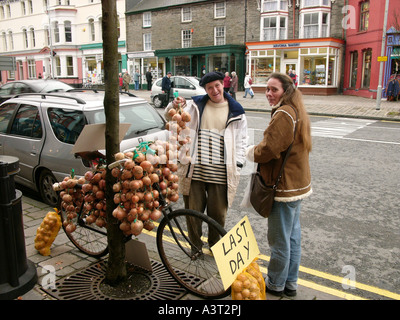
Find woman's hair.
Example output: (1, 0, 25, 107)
(267, 72, 312, 152)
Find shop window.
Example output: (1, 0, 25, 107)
(262, 15, 287, 40)
(215, 26, 225, 45)
(252, 57, 280, 84)
(359, 1, 369, 32)
(349, 51, 358, 88)
(28, 59, 36, 79)
(361, 49, 372, 88)
(300, 56, 327, 85)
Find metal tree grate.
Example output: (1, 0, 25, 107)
(42, 259, 204, 300)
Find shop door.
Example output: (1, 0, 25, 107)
(285, 62, 298, 86)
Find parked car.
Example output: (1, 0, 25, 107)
(0, 79, 74, 104)
(0, 90, 167, 207)
(150, 76, 206, 108)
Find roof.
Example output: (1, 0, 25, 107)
(126, 0, 210, 14)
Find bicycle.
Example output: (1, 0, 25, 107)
(58, 157, 229, 299)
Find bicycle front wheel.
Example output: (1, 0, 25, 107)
(59, 204, 108, 258)
(156, 209, 229, 299)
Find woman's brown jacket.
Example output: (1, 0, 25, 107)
(253, 104, 312, 202)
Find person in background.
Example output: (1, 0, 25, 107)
(161, 71, 172, 106)
(122, 71, 131, 92)
(246, 72, 312, 298)
(230, 71, 238, 100)
(223, 72, 231, 93)
(165, 71, 248, 251)
(133, 69, 140, 90)
(118, 73, 123, 92)
(243, 72, 254, 98)
(146, 69, 153, 91)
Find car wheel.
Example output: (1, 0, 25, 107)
(153, 95, 164, 108)
(38, 169, 58, 207)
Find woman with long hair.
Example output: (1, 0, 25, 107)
(246, 72, 312, 297)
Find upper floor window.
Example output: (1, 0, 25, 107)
(215, 26, 225, 45)
(28, 0, 33, 14)
(8, 31, 13, 50)
(301, 11, 330, 38)
(143, 12, 151, 27)
(30, 27, 36, 47)
(262, 15, 287, 40)
(23, 28, 28, 48)
(182, 7, 192, 22)
(302, 0, 330, 7)
(144, 33, 151, 51)
(2, 32, 7, 51)
(262, 0, 288, 12)
(214, 2, 226, 19)
(22, 2, 27, 15)
(182, 30, 192, 48)
(0, 7, 4, 19)
(65, 21, 72, 42)
(6, 5, 11, 18)
(89, 18, 95, 41)
(54, 21, 60, 42)
(359, 1, 369, 32)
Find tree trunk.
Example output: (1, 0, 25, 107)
(101, 0, 127, 285)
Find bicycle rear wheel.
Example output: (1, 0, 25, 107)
(59, 203, 108, 258)
(156, 209, 229, 299)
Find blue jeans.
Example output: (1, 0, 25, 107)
(266, 200, 302, 291)
(135, 81, 139, 90)
(243, 88, 254, 97)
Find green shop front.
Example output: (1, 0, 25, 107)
(154, 45, 246, 90)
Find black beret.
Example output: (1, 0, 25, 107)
(199, 71, 225, 87)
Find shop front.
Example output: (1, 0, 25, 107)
(246, 38, 344, 95)
(383, 28, 400, 99)
(154, 45, 246, 90)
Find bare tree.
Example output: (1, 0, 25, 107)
(101, 0, 127, 285)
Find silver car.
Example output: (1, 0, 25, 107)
(0, 90, 167, 207)
(150, 76, 206, 108)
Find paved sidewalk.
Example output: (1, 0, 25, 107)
(133, 89, 400, 121)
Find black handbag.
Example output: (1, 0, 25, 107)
(250, 106, 298, 218)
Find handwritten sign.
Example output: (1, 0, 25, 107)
(211, 216, 260, 290)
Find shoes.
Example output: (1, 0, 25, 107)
(284, 288, 297, 297)
(265, 286, 283, 297)
(243, 96, 246, 98)
(251, 95, 254, 99)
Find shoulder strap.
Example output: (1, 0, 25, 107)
(273, 105, 298, 187)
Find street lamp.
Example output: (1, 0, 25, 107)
(376, 0, 390, 110)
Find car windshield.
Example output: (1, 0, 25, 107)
(87, 103, 165, 139)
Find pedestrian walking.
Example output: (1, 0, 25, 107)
(230, 71, 238, 100)
(134, 69, 140, 90)
(122, 71, 131, 92)
(146, 69, 153, 91)
(246, 72, 312, 297)
(223, 72, 231, 93)
(165, 71, 248, 249)
(243, 72, 254, 98)
(161, 72, 172, 106)
(118, 73, 123, 92)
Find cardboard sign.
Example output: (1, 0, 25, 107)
(211, 216, 260, 290)
(125, 239, 152, 272)
(72, 123, 131, 153)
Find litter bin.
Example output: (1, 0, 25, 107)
(0, 156, 37, 300)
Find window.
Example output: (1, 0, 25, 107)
(359, 1, 369, 32)
(182, 30, 192, 48)
(30, 28, 35, 47)
(28, 59, 36, 78)
(2, 32, 7, 51)
(54, 21, 60, 43)
(8, 31, 13, 50)
(361, 49, 372, 88)
(10, 105, 42, 139)
(215, 26, 225, 45)
(23, 28, 28, 48)
(28, 0, 33, 14)
(45, 27, 50, 46)
(22, 2, 26, 15)
(182, 7, 192, 22)
(65, 21, 72, 42)
(0, 7, 4, 19)
(214, 2, 226, 18)
(349, 51, 358, 88)
(262, 0, 288, 12)
(143, 12, 151, 27)
(0, 103, 18, 133)
(55, 56, 61, 77)
(89, 19, 95, 41)
(302, 11, 330, 38)
(6, 5, 11, 18)
(302, 0, 330, 7)
(66, 56, 74, 76)
(144, 33, 151, 51)
(262, 16, 287, 40)
(48, 108, 85, 144)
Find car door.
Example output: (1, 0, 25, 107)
(0, 102, 18, 155)
(172, 77, 197, 99)
(1, 103, 44, 188)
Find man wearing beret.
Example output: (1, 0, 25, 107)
(165, 71, 248, 252)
